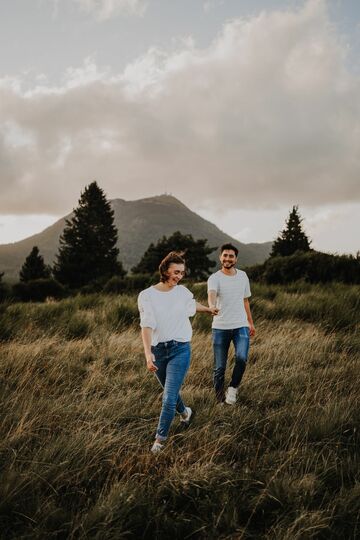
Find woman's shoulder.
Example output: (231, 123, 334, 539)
(138, 286, 154, 300)
(177, 284, 193, 297)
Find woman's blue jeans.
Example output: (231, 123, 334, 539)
(212, 327, 250, 402)
(151, 340, 191, 441)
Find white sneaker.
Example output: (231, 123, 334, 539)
(225, 386, 238, 405)
(180, 407, 192, 424)
(151, 441, 164, 454)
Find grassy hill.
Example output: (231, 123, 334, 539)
(0, 195, 271, 280)
(0, 283, 359, 538)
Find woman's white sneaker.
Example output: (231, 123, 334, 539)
(151, 441, 164, 454)
(225, 386, 238, 405)
(180, 407, 192, 424)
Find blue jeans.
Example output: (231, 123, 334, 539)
(151, 340, 191, 441)
(212, 327, 250, 402)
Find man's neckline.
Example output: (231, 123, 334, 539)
(220, 269, 238, 277)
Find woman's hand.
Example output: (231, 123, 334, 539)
(146, 352, 158, 372)
(141, 328, 157, 372)
(195, 301, 219, 315)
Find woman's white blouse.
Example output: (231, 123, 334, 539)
(138, 285, 196, 346)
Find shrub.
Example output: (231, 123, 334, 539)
(72, 294, 103, 310)
(62, 314, 90, 340)
(12, 278, 66, 302)
(106, 298, 139, 330)
(103, 274, 152, 294)
(0, 271, 12, 303)
(0, 281, 11, 303)
(246, 251, 360, 285)
(0, 310, 17, 342)
(79, 279, 107, 295)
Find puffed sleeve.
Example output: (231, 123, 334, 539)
(183, 287, 196, 317)
(137, 291, 157, 329)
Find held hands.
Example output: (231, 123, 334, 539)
(146, 352, 158, 372)
(209, 306, 219, 316)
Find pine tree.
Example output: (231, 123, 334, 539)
(132, 231, 216, 280)
(19, 246, 51, 282)
(270, 205, 311, 257)
(53, 181, 125, 288)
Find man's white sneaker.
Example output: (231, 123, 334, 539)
(151, 441, 164, 454)
(225, 386, 238, 405)
(180, 407, 192, 424)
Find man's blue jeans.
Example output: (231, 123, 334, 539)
(151, 340, 191, 441)
(212, 327, 250, 402)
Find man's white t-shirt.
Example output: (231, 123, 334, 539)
(138, 285, 196, 346)
(207, 269, 251, 330)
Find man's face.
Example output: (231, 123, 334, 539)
(220, 249, 237, 269)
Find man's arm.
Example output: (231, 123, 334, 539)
(208, 289, 217, 310)
(244, 298, 255, 336)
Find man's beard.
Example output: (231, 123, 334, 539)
(222, 262, 235, 268)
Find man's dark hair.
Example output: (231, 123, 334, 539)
(220, 243, 238, 257)
(159, 251, 186, 282)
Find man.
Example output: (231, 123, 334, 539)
(207, 243, 255, 404)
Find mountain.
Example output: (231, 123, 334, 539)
(0, 195, 271, 280)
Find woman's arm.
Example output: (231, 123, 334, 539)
(141, 327, 158, 372)
(196, 301, 218, 315)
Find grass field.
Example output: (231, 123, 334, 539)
(0, 283, 359, 539)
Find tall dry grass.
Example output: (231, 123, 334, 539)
(0, 285, 359, 539)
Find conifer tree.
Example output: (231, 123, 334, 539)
(19, 246, 51, 282)
(53, 181, 125, 288)
(132, 230, 216, 280)
(270, 205, 311, 257)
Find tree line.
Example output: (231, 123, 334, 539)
(0, 182, 216, 301)
(0, 184, 359, 303)
(247, 205, 360, 284)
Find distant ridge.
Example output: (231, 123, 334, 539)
(0, 195, 271, 280)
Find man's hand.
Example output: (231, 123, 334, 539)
(249, 324, 256, 337)
(209, 306, 219, 316)
(146, 353, 157, 372)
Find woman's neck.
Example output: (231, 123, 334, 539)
(154, 281, 175, 291)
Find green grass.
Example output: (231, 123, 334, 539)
(0, 283, 359, 538)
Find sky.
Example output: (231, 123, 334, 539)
(1, 0, 360, 254)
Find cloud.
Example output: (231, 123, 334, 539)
(48, 0, 147, 20)
(72, 0, 147, 20)
(203, 1, 225, 14)
(1, 0, 360, 216)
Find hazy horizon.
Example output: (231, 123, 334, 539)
(0, 192, 357, 258)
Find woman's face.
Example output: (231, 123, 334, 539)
(165, 263, 185, 286)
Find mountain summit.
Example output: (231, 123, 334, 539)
(0, 195, 271, 280)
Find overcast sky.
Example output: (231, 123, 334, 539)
(1, 0, 360, 253)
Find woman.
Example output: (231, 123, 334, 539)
(138, 251, 217, 453)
